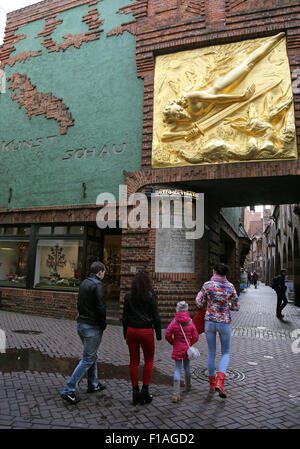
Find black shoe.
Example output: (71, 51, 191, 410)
(132, 386, 140, 406)
(139, 385, 153, 405)
(87, 383, 106, 393)
(61, 392, 80, 404)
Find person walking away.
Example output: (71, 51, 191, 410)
(123, 271, 161, 406)
(195, 263, 239, 398)
(247, 271, 252, 288)
(165, 301, 199, 403)
(272, 268, 288, 319)
(61, 261, 107, 404)
(252, 271, 259, 288)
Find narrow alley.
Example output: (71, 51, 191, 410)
(0, 283, 299, 430)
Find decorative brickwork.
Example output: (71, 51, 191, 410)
(226, 0, 296, 13)
(82, 7, 104, 30)
(8, 73, 74, 135)
(106, 21, 137, 38)
(186, 0, 205, 16)
(35, 15, 64, 38)
(41, 7, 104, 53)
(115, 0, 149, 20)
(41, 30, 103, 53)
(3, 51, 42, 68)
(0, 34, 26, 66)
(0, 0, 103, 67)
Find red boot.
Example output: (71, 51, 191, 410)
(215, 372, 227, 398)
(208, 376, 216, 392)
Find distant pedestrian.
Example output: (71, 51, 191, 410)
(123, 271, 161, 406)
(195, 263, 239, 398)
(247, 271, 252, 288)
(61, 261, 107, 405)
(165, 301, 199, 403)
(271, 268, 288, 319)
(252, 271, 259, 288)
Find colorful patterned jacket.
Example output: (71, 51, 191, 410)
(195, 277, 239, 324)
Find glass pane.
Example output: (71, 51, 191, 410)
(4, 227, 18, 235)
(38, 226, 52, 235)
(18, 227, 30, 235)
(34, 239, 83, 290)
(69, 226, 84, 235)
(103, 235, 121, 302)
(0, 241, 29, 287)
(86, 239, 101, 276)
(0, 228, 4, 235)
(88, 227, 95, 237)
(53, 226, 68, 235)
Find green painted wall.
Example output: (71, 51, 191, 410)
(0, 0, 143, 209)
(221, 207, 242, 233)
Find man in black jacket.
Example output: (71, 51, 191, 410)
(61, 261, 106, 404)
(274, 268, 288, 319)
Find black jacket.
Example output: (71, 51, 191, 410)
(276, 274, 287, 293)
(123, 292, 162, 340)
(77, 274, 106, 330)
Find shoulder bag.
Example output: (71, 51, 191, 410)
(192, 308, 206, 334)
(178, 322, 200, 360)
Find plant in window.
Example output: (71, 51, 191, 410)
(46, 245, 66, 277)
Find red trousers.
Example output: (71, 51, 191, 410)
(126, 327, 155, 387)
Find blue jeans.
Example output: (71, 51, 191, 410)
(62, 322, 103, 394)
(205, 321, 231, 376)
(174, 359, 191, 381)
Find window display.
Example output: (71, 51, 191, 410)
(103, 235, 121, 302)
(0, 225, 122, 299)
(86, 239, 102, 277)
(0, 241, 29, 287)
(34, 240, 83, 290)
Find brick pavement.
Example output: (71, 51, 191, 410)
(0, 284, 300, 429)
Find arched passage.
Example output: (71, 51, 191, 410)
(275, 234, 281, 275)
(288, 238, 293, 275)
(283, 244, 287, 270)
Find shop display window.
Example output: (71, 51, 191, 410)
(34, 240, 83, 290)
(103, 235, 121, 302)
(0, 241, 29, 287)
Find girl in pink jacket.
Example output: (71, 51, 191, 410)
(165, 301, 199, 402)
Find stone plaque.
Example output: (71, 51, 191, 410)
(155, 227, 195, 273)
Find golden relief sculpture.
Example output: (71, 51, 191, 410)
(152, 33, 297, 167)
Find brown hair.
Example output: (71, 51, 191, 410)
(90, 261, 105, 274)
(130, 271, 155, 306)
(213, 263, 229, 276)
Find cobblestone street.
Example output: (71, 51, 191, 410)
(0, 284, 300, 430)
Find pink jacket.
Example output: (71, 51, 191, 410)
(165, 312, 199, 360)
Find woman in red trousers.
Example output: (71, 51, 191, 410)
(123, 271, 162, 405)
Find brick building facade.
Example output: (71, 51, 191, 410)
(0, 0, 299, 322)
(263, 204, 300, 305)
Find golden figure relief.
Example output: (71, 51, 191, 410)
(152, 33, 297, 167)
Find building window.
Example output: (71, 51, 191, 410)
(38, 226, 52, 235)
(69, 226, 84, 235)
(34, 239, 83, 290)
(0, 241, 29, 287)
(53, 226, 68, 235)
